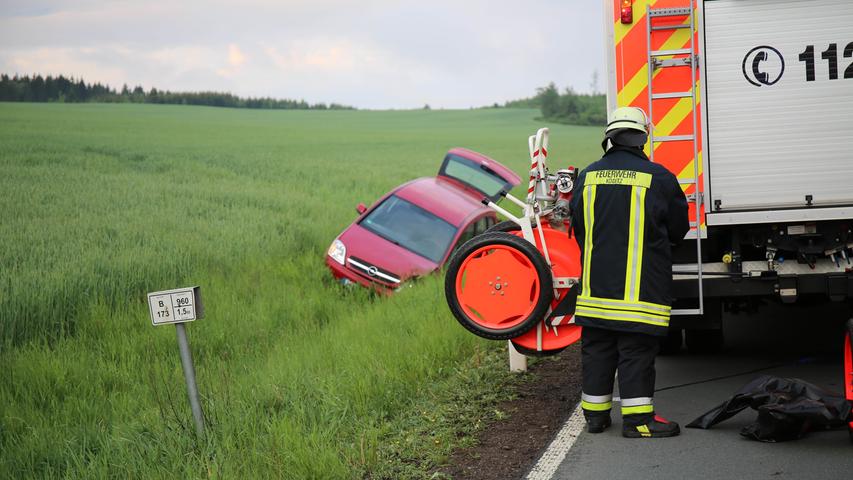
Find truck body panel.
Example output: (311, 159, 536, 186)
(701, 0, 853, 219)
(604, 0, 853, 316)
(605, 0, 707, 238)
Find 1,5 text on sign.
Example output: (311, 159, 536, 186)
(147, 287, 204, 326)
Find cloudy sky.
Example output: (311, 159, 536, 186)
(0, 0, 605, 109)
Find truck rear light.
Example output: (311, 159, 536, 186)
(621, 0, 633, 24)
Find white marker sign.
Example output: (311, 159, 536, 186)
(147, 286, 203, 326)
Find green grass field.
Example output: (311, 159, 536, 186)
(0, 103, 600, 478)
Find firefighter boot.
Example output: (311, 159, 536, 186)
(622, 415, 680, 438)
(584, 411, 612, 434)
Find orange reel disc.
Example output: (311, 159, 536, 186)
(510, 225, 583, 355)
(455, 244, 542, 331)
(445, 232, 553, 340)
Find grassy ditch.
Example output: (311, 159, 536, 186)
(0, 103, 599, 478)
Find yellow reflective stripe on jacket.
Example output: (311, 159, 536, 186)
(581, 185, 597, 297)
(586, 170, 652, 188)
(575, 305, 670, 327)
(624, 186, 646, 302)
(576, 295, 671, 316)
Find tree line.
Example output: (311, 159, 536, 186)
(0, 74, 354, 110)
(505, 82, 606, 127)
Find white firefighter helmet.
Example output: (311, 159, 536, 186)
(605, 107, 649, 135)
(603, 107, 650, 149)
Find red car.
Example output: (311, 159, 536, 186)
(326, 148, 521, 292)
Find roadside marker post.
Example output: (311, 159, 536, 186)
(147, 286, 205, 438)
(508, 340, 528, 372)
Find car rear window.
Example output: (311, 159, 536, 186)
(439, 154, 512, 200)
(359, 195, 457, 263)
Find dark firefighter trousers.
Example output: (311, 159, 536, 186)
(581, 326, 659, 427)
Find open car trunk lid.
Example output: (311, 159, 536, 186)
(437, 148, 522, 202)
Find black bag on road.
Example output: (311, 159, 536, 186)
(686, 375, 851, 442)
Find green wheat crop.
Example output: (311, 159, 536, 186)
(0, 103, 599, 478)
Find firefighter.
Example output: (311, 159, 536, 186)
(570, 106, 690, 438)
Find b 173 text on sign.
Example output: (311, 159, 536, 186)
(147, 287, 203, 326)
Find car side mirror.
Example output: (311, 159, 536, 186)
(356, 203, 367, 215)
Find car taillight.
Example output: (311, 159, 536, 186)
(621, 0, 633, 24)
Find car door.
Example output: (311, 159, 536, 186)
(474, 216, 495, 235)
(450, 223, 477, 258)
(447, 214, 496, 261)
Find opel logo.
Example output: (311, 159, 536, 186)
(742, 45, 785, 87)
(367, 266, 378, 277)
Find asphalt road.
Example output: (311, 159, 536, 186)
(552, 302, 853, 480)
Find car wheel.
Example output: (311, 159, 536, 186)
(445, 232, 553, 340)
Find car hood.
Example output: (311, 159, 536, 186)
(338, 223, 439, 282)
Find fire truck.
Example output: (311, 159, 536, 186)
(603, 0, 853, 352)
(444, 0, 852, 437)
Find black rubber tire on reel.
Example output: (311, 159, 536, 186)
(486, 220, 528, 234)
(445, 232, 553, 340)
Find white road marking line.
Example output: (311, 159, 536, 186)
(524, 402, 586, 480)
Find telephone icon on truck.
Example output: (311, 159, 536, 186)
(743, 45, 785, 86)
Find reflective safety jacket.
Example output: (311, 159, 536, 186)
(570, 146, 689, 336)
